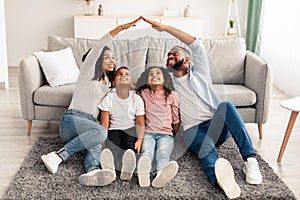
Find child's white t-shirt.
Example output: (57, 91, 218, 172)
(98, 89, 145, 130)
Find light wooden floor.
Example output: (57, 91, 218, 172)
(1, 67, 300, 199)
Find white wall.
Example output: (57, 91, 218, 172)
(0, 0, 8, 88)
(4, 0, 248, 66)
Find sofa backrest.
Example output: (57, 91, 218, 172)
(47, 35, 246, 84)
(203, 38, 246, 84)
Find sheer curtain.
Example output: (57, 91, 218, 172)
(260, 0, 300, 96)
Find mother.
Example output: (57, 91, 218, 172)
(40, 17, 142, 187)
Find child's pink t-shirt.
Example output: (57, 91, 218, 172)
(140, 88, 180, 135)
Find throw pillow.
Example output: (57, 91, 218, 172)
(33, 47, 80, 87)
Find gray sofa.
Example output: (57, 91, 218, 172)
(19, 35, 272, 138)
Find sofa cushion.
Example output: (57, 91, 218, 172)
(33, 84, 256, 108)
(34, 84, 75, 107)
(144, 37, 246, 85)
(143, 36, 246, 84)
(145, 36, 189, 67)
(213, 84, 256, 107)
(47, 35, 99, 68)
(203, 37, 246, 84)
(108, 37, 149, 82)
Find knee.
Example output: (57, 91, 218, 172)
(218, 101, 236, 115)
(220, 101, 234, 109)
(59, 123, 75, 142)
(95, 125, 108, 140)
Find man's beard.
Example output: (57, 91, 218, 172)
(167, 58, 184, 73)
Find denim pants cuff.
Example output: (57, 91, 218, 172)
(86, 166, 99, 173)
(243, 153, 257, 161)
(57, 148, 71, 161)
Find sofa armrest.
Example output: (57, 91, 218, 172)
(244, 50, 273, 123)
(18, 55, 45, 120)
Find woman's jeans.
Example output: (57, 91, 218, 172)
(58, 109, 107, 173)
(140, 133, 174, 171)
(182, 102, 256, 185)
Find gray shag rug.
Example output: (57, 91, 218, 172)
(3, 136, 297, 200)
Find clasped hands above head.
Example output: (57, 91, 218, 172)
(123, 16, 166, 32)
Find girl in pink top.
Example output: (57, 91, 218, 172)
(136, 66, 180, 188)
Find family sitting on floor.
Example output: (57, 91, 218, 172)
(40, 16, 262, 199)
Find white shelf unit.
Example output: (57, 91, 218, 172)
(74, 15, 203, 40)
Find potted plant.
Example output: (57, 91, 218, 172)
(227, 18, 237, 35)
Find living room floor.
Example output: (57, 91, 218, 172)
(0, 67, 300, 199)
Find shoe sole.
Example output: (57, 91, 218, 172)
(120, 149, 136, 180)
(215, 158, 241, 199)
(41, 155, 56, 174)
(100, 149, 115, 172)
(243, 167, 262, 184)
(79, 169, 116, 186)
(137, 156, 151, 187)
(151, 161, 179, 188)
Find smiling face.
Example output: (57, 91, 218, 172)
(167, 47, 190, 75)
(102, 50, 116, 73)
(167, 47, 183, 69)
(148, 67, 165, 87)
(113, 67, 132, 87)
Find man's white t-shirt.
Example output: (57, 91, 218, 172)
(98, 90, 145, 130)
(175, 75, 212, 131)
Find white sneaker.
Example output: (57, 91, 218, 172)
(78, 169, 116, 186)
(215, 158, 241, 199)
(137, 156, 152, 187)
(41, 152, 62, 175)
(120, 149, 136, 180)
(243, 157, 262, 184)
(151, 161, 179, 188)
(100, 148, 115, 175)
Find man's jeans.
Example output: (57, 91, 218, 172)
(183, 102, 256, 185)
(58, 109, 107, 173)
(140, 133, 174, 171)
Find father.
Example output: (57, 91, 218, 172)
(142, 17, 262, 199)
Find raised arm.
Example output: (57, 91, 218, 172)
(93, 16, 142, 50)
(110, 16, 142, 37)
(142, 16, 196, 45)
(83, 16, 142, 69)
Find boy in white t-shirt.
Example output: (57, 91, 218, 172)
(98, 66, 145, 181)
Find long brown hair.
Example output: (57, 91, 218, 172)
(91, 46, 115, 83)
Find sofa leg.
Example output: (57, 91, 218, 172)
(27, 120, 32, 136)
(258, 123, 263, 139)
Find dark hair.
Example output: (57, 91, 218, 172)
(114, 66, 129, 79)
(91, 46, 115, 83)
(171, 46, 191, 58)
(82, 48, 91, 62)
(110, 66, 130, 88)
(136, 66, 174, 102)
